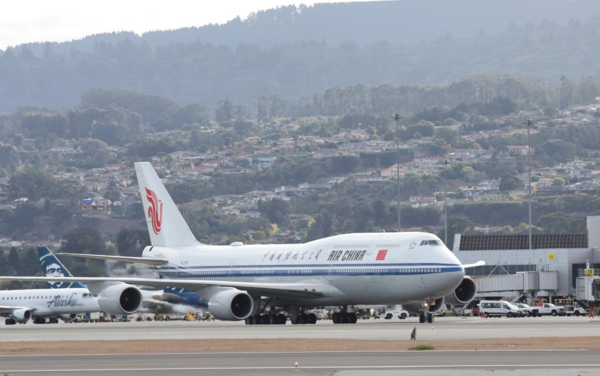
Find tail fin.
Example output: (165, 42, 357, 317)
(134, 162, 199, 247)
(37, 247, 87, 289)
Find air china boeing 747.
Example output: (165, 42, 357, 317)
(0, 162, 484, 325)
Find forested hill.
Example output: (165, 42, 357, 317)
(2, 4, 600, 112)
(11, 0, 600, 53)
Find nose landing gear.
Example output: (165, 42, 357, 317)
(419, 312, 434, 323)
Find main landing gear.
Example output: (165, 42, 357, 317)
(291, 313, 317, 325)
(245, 313, 287, 325)
(4, 318, 16, 325)
(332, 312, 358, 324)
(332, 306, 358, 324)
(419, 312, 434, 324)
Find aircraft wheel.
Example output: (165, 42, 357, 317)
(277, 314, 287, 324)
(419, 313, 426, 323)
(332, 313, 340, 324)
(340, 313, 349, 324)
(348, 313, 357, 324)
(427, 313, 434, 323)
(307, 313, 317, 324)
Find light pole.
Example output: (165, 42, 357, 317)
(391, 113, 405, 232)
(444, 159, 448, 246)
(525, 119, 534, 251)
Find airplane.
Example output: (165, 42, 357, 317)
(0, 162, 484, 325)
(1, 249, 100, 325)
(39, 247, 206, 315)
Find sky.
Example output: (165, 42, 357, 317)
(0, 0, 381, 50)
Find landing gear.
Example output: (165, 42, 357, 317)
(332, 307, 358, 324)
(33, 318, 46, 324)
(427, 313, 434, 323)
(419, 312, 434, 323)
(245, 313, 287, 325)
(5, 318, 16, 325)
(291, 313, 317, 325)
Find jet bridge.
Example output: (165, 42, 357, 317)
(474, 271, 559, 296)
(575, 264, 600, 305)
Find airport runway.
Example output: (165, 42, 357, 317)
(0, 350, 598, 376)
(2, 316, 600, 342)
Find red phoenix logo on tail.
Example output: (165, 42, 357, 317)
(145, 188, 163, 235)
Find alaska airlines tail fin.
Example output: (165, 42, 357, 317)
(37, 247, 87, 289)
(134, 162, 199, 247)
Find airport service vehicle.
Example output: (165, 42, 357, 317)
(564, 305, 586, 316)
(479, 300, 521, 318)
(515, 303, 535, 317)
(384, 305, 409, 320)
(555, 298, 586, 316)
(536, 303, 566, 316)
(1, 162, 484, 325)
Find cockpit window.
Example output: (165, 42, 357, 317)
(420, 240, 440, 246)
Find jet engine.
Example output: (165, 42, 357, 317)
(11, 308, 32, 322)
(207, 289, 254, 321)
(98, 284, 143, 315)
(443, 277, 477, 306)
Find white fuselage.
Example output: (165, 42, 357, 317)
(144, 232, 465, 306)
(0, 288, 100, 318)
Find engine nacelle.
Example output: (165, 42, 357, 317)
(98, 284, 143, 315)
(11, 308, 32, 322)
(426, 296, 446, 314)
(207, 289, 254, 321)
(444, 277, 477, 306)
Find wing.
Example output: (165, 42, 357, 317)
(0, 277, 324, 300)
(0, 306, 33, 315)
(462, 260, 486, 269)
(58, 253, 168, 266)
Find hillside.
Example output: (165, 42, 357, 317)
(0, 1, 600, 113)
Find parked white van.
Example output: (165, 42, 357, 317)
(479, 300, 522, 318)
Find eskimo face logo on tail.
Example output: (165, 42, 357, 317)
(145, 188, 164, 234)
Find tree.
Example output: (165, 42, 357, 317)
(216, 100, 234, 122)
(444, 215, 475, 247)
(81, 139, 111, 167)
(537, 213, 578, 234)
(116, 227, 150, 257)
(499, 174, 520, 191)
(552, 177, 566, 186)
(329, 155, 359, 174)
(61, 228, 107, 255)
(13, 134, 24, 147)
(7, 247, 21, 273)
(258, 198, 291, 225)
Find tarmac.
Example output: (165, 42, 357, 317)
(2, 315, 600, 342)
(0, 350, 599, 376)
(2, 316, 599, 375)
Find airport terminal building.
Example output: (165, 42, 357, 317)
(454, 216, 600, 300)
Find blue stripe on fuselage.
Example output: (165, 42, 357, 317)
(157, 266, 464, 279)
(158, 262, 462, 271)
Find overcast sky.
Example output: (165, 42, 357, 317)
(0, 0, 381, 50)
